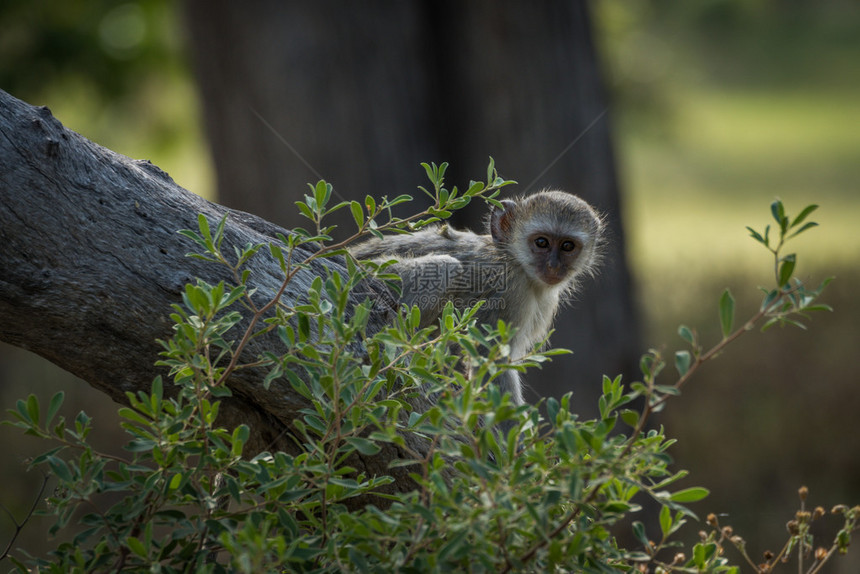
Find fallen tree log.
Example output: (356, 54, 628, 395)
(0, 89, 411, 488)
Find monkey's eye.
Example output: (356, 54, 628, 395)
(534, 237, 550, 249)
(561, 240, 577, 252)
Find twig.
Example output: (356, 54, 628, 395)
(0, 473, 50, 561)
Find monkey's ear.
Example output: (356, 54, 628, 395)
(490, 199, 517, 242)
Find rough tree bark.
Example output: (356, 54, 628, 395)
(0, 89, 420, 492)
(182, 1, 640, 413)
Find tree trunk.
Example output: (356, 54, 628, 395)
(183, 0, 640, 412)
(0, 89, 417, 491)
(181, 1, 438, 232)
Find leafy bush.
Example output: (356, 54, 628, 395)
(2, 162, 855, 573)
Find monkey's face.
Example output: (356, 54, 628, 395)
(527, 232, 583, 286)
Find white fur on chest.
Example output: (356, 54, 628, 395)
(511, 285, 561, 358)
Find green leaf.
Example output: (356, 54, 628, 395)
(213, 213, 227, 249)
(659, 505, 672, 536)
(620, 409, 640, 428)
(198, 213, 212, 246)
(295, 201, 315, 221)
(669, 486, 710, 503)
(177, 228, 203, 247)
(46, 392, 64, 425)
(770, 199, 786, 230)
(439, 186, 449, 205)
(837, 528, 851, 553)
(678, 325, 695, 346)
(298, 314, 310, 341)
(652, 470, 689, 490)
(602, 375, 612, 396)
(746, 226, 767, 246)
(546, 396, 560, 424)
(387, 194, 413, 207)
(345, 437, 381, 455)
(232, 425, 249, 456)
(422, 162, 436, 185)
(760, 288, 779, 311)
(26, 395, 39, 425)
(604, 501, 636, 513)
(790, 204, 818, 228)
(568, 473, 582, 499)
(778, 253, 796, 286)
(632, 521, 649, 548)
(719, 289, 735, 338)
(126, 536, 147, 558)
(787, 221, 818, 239)
(47, 455, 72, 482)
(118, 408, 152, 426)
(314, 180, 331, 210)
(674, 350, 692, 376)
(436, 162, 449, 184)
(350, 201, 364, 228)
(438, 529, 469, 562)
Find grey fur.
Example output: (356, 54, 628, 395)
(350, 190, 604, 405)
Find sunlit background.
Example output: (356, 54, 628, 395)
(1, 0, 858, 569)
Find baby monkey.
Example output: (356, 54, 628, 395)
(350, 190, 604, 405)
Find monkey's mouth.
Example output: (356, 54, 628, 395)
(541, 271, 566, 285)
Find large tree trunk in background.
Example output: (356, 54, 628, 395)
(181, 2, 437, 230)
(183, 0, 639, 412)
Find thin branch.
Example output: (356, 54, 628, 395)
(0, 473, 50, 561)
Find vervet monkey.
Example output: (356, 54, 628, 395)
(350, 190, 604, 405)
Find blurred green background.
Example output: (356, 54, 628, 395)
(1, 0, 859, 568)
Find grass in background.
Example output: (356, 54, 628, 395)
(621, 84, 860, 319)
(599, 3, 860, 568)
(622, 85, 860, 277)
